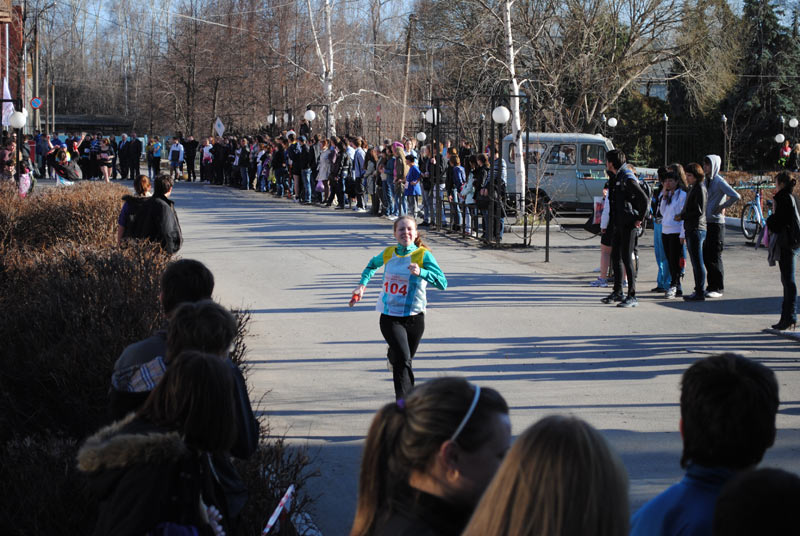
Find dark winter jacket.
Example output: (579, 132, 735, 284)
(119, 195, 149, 239)
(134, 195, 183, 254)
(55, 159, 82, 181)
(680, 182, 708, 233)
(77, 415, 219, 536)
(767, 187, 800, 248)
(107, 350, 259, 520)
(609, 163, 649, 228)
(372, 482, 473, 536)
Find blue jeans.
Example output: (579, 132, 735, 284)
(450, 193, 463, 227)
(275, 169, 285, 196)
(421, 187, 433, 223)
(383, 178, 395, 215)
(654, 222, 671, 289)
(302, 169, 312, 202)
(240, 166, 250, 189)
(779, 246, 799, 323)
(394, 185, 406, 216)
(685, 228, 706, 295)
(435, 186, 448, 226)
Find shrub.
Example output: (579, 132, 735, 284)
(0, 435, 95, 535)
(0, 242, 170, 440)
(0, 181, 126, 252)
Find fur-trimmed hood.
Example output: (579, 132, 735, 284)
(77, 414, 187, 474)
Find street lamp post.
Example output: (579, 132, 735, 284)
(662, 114, 669, 167)
(721, 114, 728, 171)
(31, 3, 56, 133)
(305, 104, 330, 138)
(775, 133, 786, 169)
(606, 117, 618, 143)
(488, 102, 511, 244)
(425, 100, 442, 230)
(10, 109, 26, 187)
(479, 113, 485, 156)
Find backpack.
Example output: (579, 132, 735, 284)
(122, 196, 149, 239)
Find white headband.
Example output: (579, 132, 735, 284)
(450, 385, 481, 443)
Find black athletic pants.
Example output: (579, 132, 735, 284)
(704, 222, 725, 292)
(612, 225, 638, 296)
(186, 156, 197, 181)
(380, 313, 425, 400)
(662, 233, 683, 292)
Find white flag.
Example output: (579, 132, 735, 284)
(214, 117, 225, 137)
(2, 78, 14, 127)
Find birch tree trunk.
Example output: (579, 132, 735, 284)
(502, 0, 526, 202)
(307, 0, 336, 135)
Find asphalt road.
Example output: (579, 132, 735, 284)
(169, 181, 800, 535)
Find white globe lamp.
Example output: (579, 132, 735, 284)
(790, 118, 799, 129)
(425, 108, 440, 124)
(9, 111, 26, 129)
(492, 106, 511, 124)
(775, 133, 785, 144)
(304, 109, 316, 122)
(416, 131, 426, 142)
(607, 117, 618, 128)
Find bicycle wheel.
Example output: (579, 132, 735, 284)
(741, 204, 759, 241)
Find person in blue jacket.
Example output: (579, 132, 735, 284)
(629, 353, 778, 536)
(404, 153, 422, 221)
(353, 215, 447, 399)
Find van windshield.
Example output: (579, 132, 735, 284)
(546, 144, 576, 165)
(509, 142, 546, 164)
(581, 144, 606, 166)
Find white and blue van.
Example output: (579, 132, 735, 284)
(502, 132, 615, 212)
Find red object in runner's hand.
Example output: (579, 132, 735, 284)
(349, 293, 361, 307)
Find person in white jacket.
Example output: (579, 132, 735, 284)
(660, 166, 688, 299)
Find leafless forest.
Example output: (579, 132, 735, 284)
(36, 0, 799, 166)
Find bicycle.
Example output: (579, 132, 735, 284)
(736, 180, 774, 241)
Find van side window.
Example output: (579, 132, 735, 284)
(581, 144, 606, 166)
(547, 144, 576, 165)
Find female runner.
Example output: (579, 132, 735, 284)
(352, 215, 447, 400)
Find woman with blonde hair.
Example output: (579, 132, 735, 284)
(392, 142, 408, 216)
(463, 415, 629, 536)
(350, 377, 511, 536)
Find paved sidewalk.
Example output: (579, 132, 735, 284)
(172, 182, 800, 535)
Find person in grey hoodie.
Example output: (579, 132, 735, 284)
(702, 154, 740, 298)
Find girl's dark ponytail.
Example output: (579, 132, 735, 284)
(350, 403, 405, 536)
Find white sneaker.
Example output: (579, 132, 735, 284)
(665, 287, 677, 299)
(356, 207, 366, 213)
(705, 290, 723, 298)
(589, 278, 608, 287)
(57, 177, 74, 186)
(388, 215, 398, 221)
